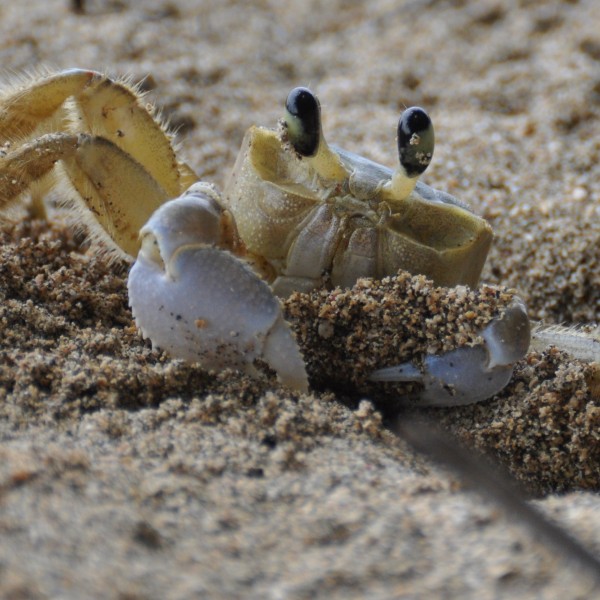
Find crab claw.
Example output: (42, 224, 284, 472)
(127, 184, 309, 392)
(369, 298, 530, 406)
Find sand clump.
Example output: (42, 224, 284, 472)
(286, 275, 519, 400)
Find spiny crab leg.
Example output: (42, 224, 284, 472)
(0, 68, 197, 256)
(0, 132, 168, 257)
(369, 299, 531, 406)
(530, 323, 600, 362)
(127, 183, 309, 392)
(0, 69, 95, 140)
(0, 68, 195, 198)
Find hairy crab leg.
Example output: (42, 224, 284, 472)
(0, 133, 79, 206)
(0, 68, 96, 141)
(61, 134, 169, 257)
(0, 132, 169, 257)
(0, 68, 197, 233)
(530, 323, 600, 362)
(68, 69, 196, 197)
(0, 69, 195, 195)
(128, 184, 309, 392)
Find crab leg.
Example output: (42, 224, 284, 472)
(128, 185, 309, 392)
(0, 69, 96, 141)
(60, 134, 169, 257)
(0, 68, 196, 209)
(0, 133, 79, 206)
(69, 70, 196, 196)
(0, 131, 168, 257)
(530, 323, 600, 362)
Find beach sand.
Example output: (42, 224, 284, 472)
(0, 1, 599, 597)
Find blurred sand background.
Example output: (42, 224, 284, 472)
(0, 0, 599, 598)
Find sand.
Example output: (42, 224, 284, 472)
(0, 0, 599, 598)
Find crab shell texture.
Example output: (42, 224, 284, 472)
(223, 124, 493, 297)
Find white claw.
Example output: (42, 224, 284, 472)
(369, 299, 531, 406)
(127, 187, 309, 392)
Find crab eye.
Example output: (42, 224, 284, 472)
(397, 107, 435, 178)
(284, 87, 321, 157)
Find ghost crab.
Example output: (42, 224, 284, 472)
(0, 69, 532, 405)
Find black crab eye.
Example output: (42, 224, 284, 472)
(397, 107, 435, 178)
(284, 87, 321, 157)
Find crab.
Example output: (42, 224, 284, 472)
(0, 69, 534, 405)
